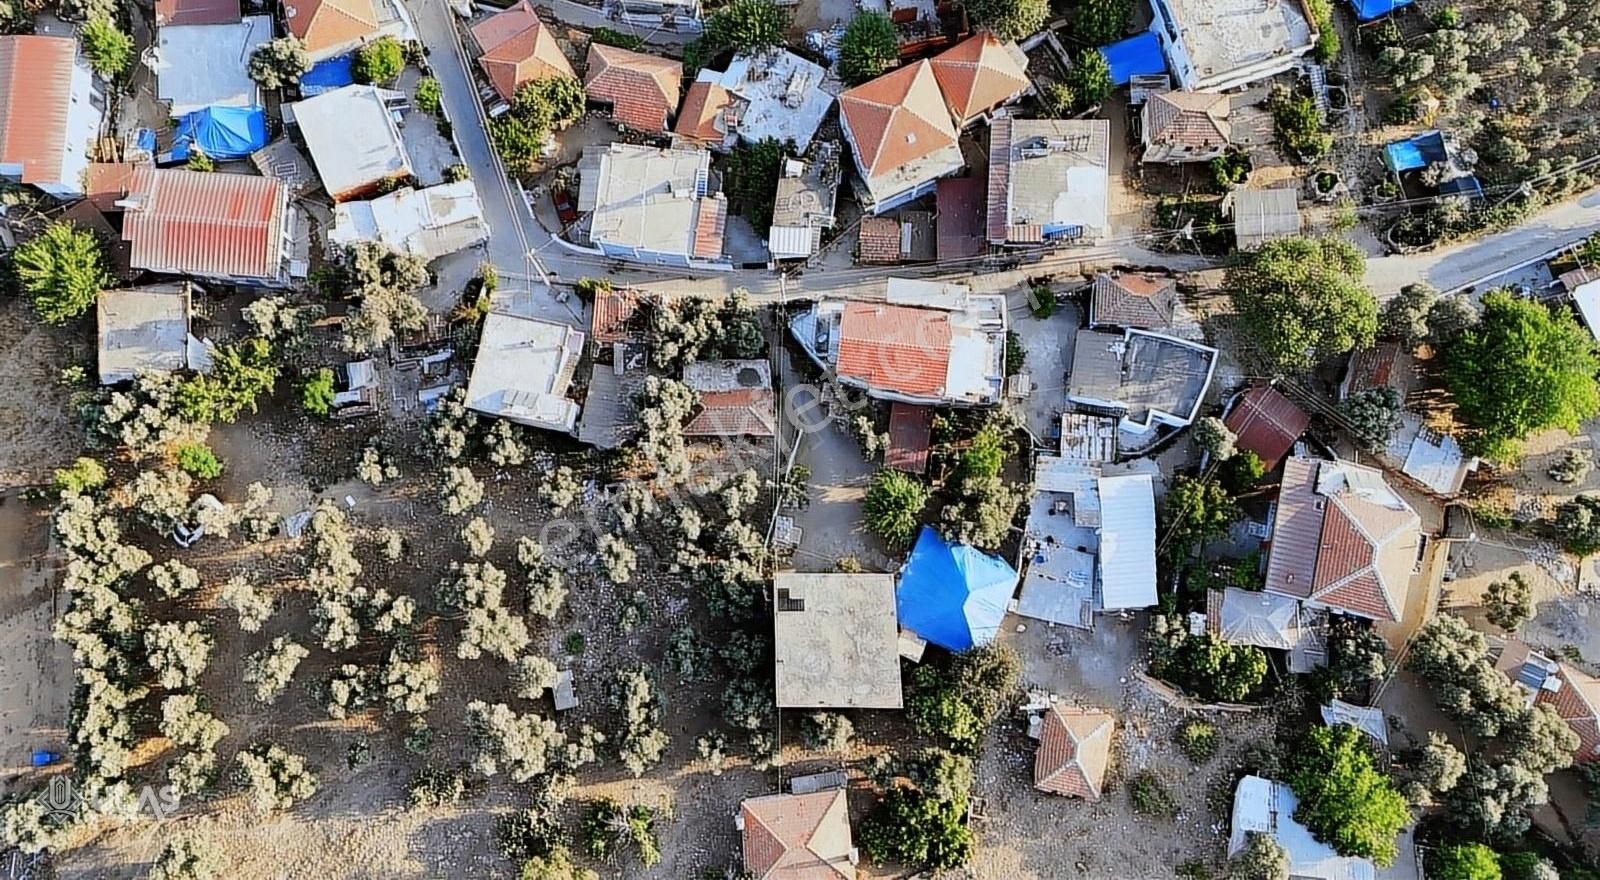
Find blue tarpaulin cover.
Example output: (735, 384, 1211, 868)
(1439, 175, 1484, 199)
(896, 526, 1017, 652)
(1348, 0, 1412, 22)
(300, 55, 355, 96)
(1101, 30, 1167, 86)
(172, 106, 268, 161)
(1383, 130, 1447, 171)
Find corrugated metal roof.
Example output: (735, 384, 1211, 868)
(122, 167, 287, 280)
(1096, 474, 1156, 610)
(0, 36, 77, 186)
(692, 196, 727, 260)
(886, 402, 932, 474)
(1223, 385, 1309, 470)
(936, 176, 986, 261)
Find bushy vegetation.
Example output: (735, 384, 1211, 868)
(905, 644, 1020, 752)
(1228, 237, 1377, 375)
(490, 76, 585, 174)
(1285, 725, 1410, 865)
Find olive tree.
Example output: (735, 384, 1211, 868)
(1193, 416, 1237, 460)
(148, 559, 201, 599)
(381, 649, 441, 714)
(466, 700, 565, 783)
(219, 575, 274, 632)
(334, 242, 430, 352)
(244, 637, 309, 703)
(1485, 571, 1535, 632)
(233, 744, 318, 811)
(439, 466, 484, 515)
(148, 834, 224, 880)
(461, 516, 494, 556)
(513, 654, 561, 701)
(610, 667, 669, 777)
(145, 621, 213, 689)
(248, 36, 311, 89)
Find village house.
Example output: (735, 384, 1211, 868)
(1066, 329, 1218, 452)
(96, 283, 213, 385)
(1229, 775, 1377, 880)
(772, 571, 902, 710)
(1139, 90, 1230, 163)
(282, 0, 415, 63)
(790, 280, 1008, 406)
(926, 32, 1030, 129)
(151, 15, 273, 118)
(1149, 0, 1319, 92)
(469, 0, 576, 104)
(115, 167, 295, 286)
(1537, 662, 1600, 762)
(987, 114, 1111, 247)
(584, 43, 682, 135)
(574, 142, 728, 268)
(464, 311, 585, 433)
(838, 60, 963, 214)
(676, 49, 836, 154)
(681, 359, 778, 439)
(1340, 343, 1479, 497)
(767, 146, 841, 263)
(737, 789, 858, 879)
(1032, 705, 1115, 799)
(1087, 272, 1180, 332)
(328, 181, 490, 263)
(0, 35, 105, 199)
(289, 84, 414, 202)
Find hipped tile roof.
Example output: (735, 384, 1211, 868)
(121, 167, 286, 280)
(284, 0, 380, 56)
(0, 36, 77, 187)
(741, 790, 856, 879)
(1539, 663, 1600, 762)
(684, 388, 777, 437)
(1143, 90, 1231, 149)
(472, 2, 576, 102)
(835, 301, 951, 398)
(589, 288, 640, 344)
(928, 32, 1030, 126)
(838, 60, 958, 179)
(1035, 705, 1114, 799)
(1090, 272, 1178, 329)
(156, 0, 241, 26)
(585, 43, 682, 134)
(674, 79, 736, 145)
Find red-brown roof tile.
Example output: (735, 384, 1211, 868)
(284, 0, 380, 56)
(836, 302, 951, 398)
(1034, 705, 1114, 799)
(741, 790, 856, 879)
(936, 176, 985, 261)
(1540, 664, 1600, 762)
(857, 216, 901, 264)
(1223, 385, 1309, 470)
(155, 0, 240, 25)
(84, 162, 139, 212)
(674, 79, 735, 145)
(589, 288, 639, 344)
(1142, 91, 1231, 150)
(928, 33, 1030, 126)
(585, 43, 681, 134)
(1090, 272, 1179, 329)
(121, 167, 287, 280)
(693, 197, 727, 260)
(472, 2, 575, 102)
(886, 402, 932, 473)
(0, 36, 77, 188)
(684, 388, 777, 437)
(839, 60, 958, 179)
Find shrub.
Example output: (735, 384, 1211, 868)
(175, 443, 223, 479)
(590, 26, 644, 50)
(1430, 843, 1503, 880)
(1176, 719, 1218, 763)
(414, 76, 441, 115)
(353, 36, 404, 84)
(148, 834, 224, 880)
(863, 469, 929, 548)
(1128, 769, 1177, 817)
(407, 767, 466, 809)
(301, 368, 335, 417)
(234, 744, 318, 811)
(1556, 495, 1600, 555)
(1549, 448, 1594, 484)
(54, 458, 108, 496)
(1484, 571, 1534, 632)
(1231, 832, 1290, 880)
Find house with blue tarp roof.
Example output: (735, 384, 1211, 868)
(1382, 129, 1483, 201)
(171, 105, 269, 161)
(1346, 0, 1412, 22)
(896, 526, 1018, 652)
(1100, 30, 1167, 86)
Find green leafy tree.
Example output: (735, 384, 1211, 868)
(905, 644, 1020, 752)
(81, 18, 132, 77)
(176, 443, 223, 479)
(12, 222, 109, 324)
(1066, 50, 1112, 108)
(703, 0, 790, 53)
(859, 786, 972, 871)
(1160, 475, 1240, 557)
(1484, 571, 1534, 632)
(839, 12, 899, 85)
(248, 37, 312, 89)
(1232, 832, 1289, 880)
(724, 138, 786, 230)
(1284, 724, 1410, 866)
(353, 36, 404, 84)
(1431, 843, 1503, 880)
(490, 76, 586, 173)
(864, 469, 929, 549)
(1072, 0, 1131, 46)
(53, 457, 107, 495)
(1342, 387, 1404, 451)
(1556, 495, 1600, 555)
(1193, 416, 1237, 460)
(177, 338, 279, 423)
(1380, 283, 1438, 347)
(1220, 449, 1266, 495)
(1499, 852, 1559, 880)
(1268, 84, 1332, 161)
(1445, 290, 1600, 461)
(302, 368, 335, 417)
(1228, 236, 1377, 375)
(965, 0, 1048, 40)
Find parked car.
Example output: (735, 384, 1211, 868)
(552, 187, 578, 227)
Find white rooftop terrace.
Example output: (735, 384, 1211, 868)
(153, 16, 272, 117)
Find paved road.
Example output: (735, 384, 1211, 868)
(1364, 189, 1600, 297)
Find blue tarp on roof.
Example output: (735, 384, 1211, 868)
(299, 54, 355, 96)
(896, 526, 1017, 652)
(1439, 174, 1485, 200)
(1348, 0, 1413, 22)
(1383, 130, 1448, 172)
(171, 106, 268, 161)
(1101, 30, 1167, 86)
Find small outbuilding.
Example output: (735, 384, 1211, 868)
(738, 789, 858, 879)
(1034, 705, 1114, 799)
(97, 283, 212, 385)
(896, 526, 1017, 652)
(1223, 187, 1301, 251)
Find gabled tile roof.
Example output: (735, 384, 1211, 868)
(0, 36, 77, 187)
(1035, 705, 1114, 799)
(1090, 272, 1178, 329)
(684, 388, 777, 437)
(589, 287, 639, 344)
(284, 0, 380, 56)
(472, 2, 575, 102)
(857, 216, 901, 264)
(1223, 385, 1309, 470)
(741, 790, 856, 879)
(835, 302, 951, 398)
(585, 43, 682, 134)
(121, 167, 287, 280)
(674, 79, 736, 145)
(928, 32, 1030, 126)
(1539, 663, 1600, 762)
(692, 196, 727, 260)
(156, 0, 241, 26)
(839, 60, 958, 179)
(1143, 90, 1231, 149)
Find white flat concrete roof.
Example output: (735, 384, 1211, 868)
(154, 16, 272, 117)
(290, 84, 412, 200)
(329, 181, 490, 262)
(464, 310, 584, 432)
(96, 283, 204, 384)
(702, 49, 836, 153)
(773, 571, 904, 709)
(579, 142, 718, 257)
(1167, 0, 1314, 85)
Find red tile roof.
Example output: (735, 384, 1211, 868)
(674, 79, 735, 145)
(836, 302, 951, 398)
(693, 197, 727, 260)
(886, 402, 932, 474)
(1142, 91, 1231, 150)
(472, 2, 575, 102)
(936, 177, 985, 261)
(928, 32, 1030, 126)
(1090, 272, 1179, 329)
(839, 60, 958, 179)
(284, 0, 380, 56)
(741, 790, 856, 880)
(1223, 385, 1309, 470)
(155, 0, 241, 25)
(121, 167, 287, 280)
(589, 288, 639, 344)
(1539, 663, 1600, 762)
(0, 36, 78, 187)
(857, 216, 901, 264)
(1034, 705, 1114, 799)
(684, 388, 777, 437)
(584, 43, 682, 134)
